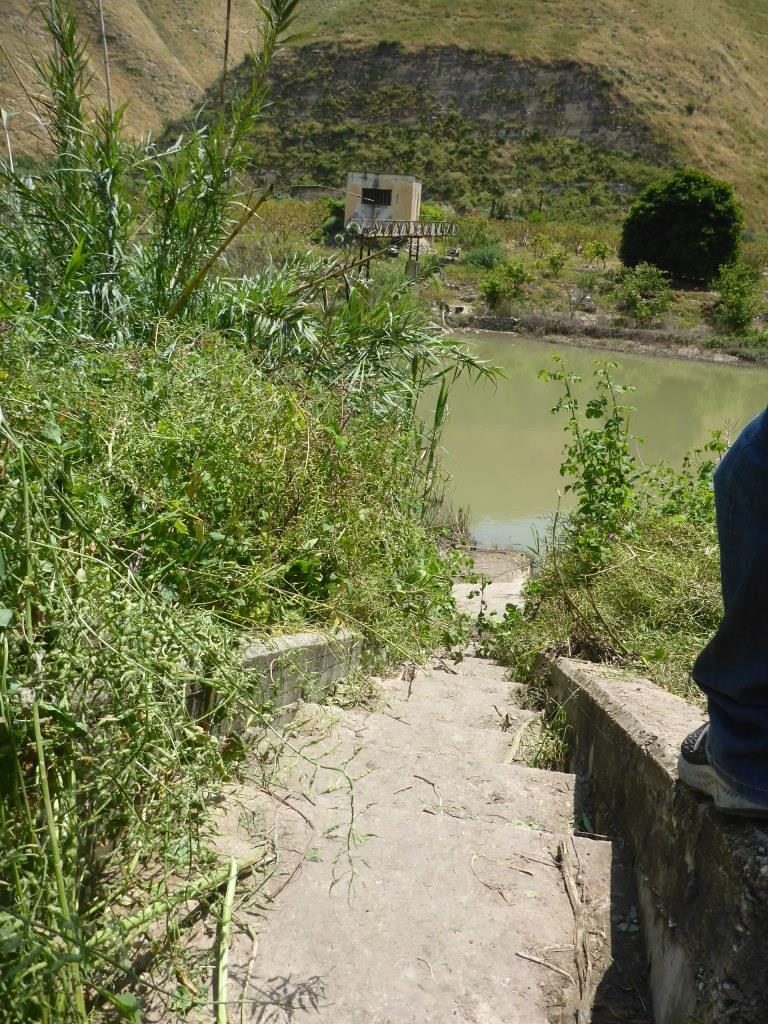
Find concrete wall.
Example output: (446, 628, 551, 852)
(543, 656, 768, 1024)
(186, 629, 362, 735)
(345, 172, 422, 224)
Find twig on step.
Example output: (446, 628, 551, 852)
(558, 838, 596, 1024)
(414, 774, 443, 814)
(416, 956, 435, 980)
(259, 785, 314, 828)
(516, 951, 575, 985)
(470, 854, 512, 904)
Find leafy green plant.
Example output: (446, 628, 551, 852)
(619, 168, 743, 282)
(465, 243, 505, 269)
(0, 0, 300, 339)
(486, 364, 724, 699)
(546, 243, 568, 277)
(456, 215, 500, 249)
(481, 260, 534, 309)
(420, 200, 450, 222)
(584, 240, 611, 268)
(539, 358, 638, 564)
(712, 260, 762, 334)
(613, 261, 672, 326)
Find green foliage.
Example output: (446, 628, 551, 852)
(0, 1, 296, 340)
(481, 260, 534, 309)
(457, 215, 500, 249)
(487, 363, 725, 698)
(318, 196, 346, 240)
(619, 169, 743, 282)
(465, 243, 505, 269)
(242, 59, 667, 222)
(583, 239, 612, 268)
(420, 200, 450, 222)
(545, 243, 568, 277)
(539, 359, 638, 564)
(0, 6, 491, 1019)
(613, 261, 672, 326)
(712, 260, 762, 334)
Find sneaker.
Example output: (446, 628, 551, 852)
(678, 723, 768, 818)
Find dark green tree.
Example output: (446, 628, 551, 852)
(619, 169, 743, 282)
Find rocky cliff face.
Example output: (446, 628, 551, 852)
(221, 42, 669, 214)
(265, 43, 665, 160)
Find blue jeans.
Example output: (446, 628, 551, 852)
(693, 408, 768, 805)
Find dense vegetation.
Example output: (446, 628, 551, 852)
(234, 50, 667, 221)
(0, 5, 484, 1019)
(295, 0, 768, 229)
(484, 359, 723, 701)
(620, 170, 743, 282)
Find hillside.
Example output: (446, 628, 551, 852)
(0, 0, 262, 148)
(297, 0, 768, 223)
(1, 1, 767, 225)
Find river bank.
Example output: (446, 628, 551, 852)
(433, 332, 768, 550)
(450, 313, 766, 367)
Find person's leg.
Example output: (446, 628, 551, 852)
(685, 408, 768, 811)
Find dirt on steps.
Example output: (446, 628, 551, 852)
(145, 555, 649, 1023)
(171, 650, 649, 1023)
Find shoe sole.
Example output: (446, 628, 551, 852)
(677, 755, 768, 818)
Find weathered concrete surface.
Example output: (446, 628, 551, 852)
(185, 630, 361, 734)
(242, 629, 362, 709)
(546, 656, 768, 1024)
(191, 649, 649, 1024)
(453, 548, 530, 619)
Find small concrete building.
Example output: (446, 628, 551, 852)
(345, 172, 422, 226)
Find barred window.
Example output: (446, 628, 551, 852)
(362, 188, 393, 207)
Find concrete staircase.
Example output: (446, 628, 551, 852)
(211, 646, 650, 1023)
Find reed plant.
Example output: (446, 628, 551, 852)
(0, 4, 488, 1017)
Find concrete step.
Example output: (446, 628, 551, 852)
(441, 654, 516, 684)
(329, 701, 541, 768)
(212, 780, 615, 1024)
(379, 663, 527, 732)
(277, 721, 579, 835)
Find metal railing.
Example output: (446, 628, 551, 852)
(348, 220, 457, 239)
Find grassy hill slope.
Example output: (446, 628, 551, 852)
(1, 1, 766, 224)
(0, 0, 263, 148)
(296, 0, 768, 223)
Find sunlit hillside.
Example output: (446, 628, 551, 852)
(1, 1, 766, 223)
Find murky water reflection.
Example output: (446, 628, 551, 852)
(439, 334, 768, 549)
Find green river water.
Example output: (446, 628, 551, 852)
(440, 333, 768, 549)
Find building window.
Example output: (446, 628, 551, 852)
(362, 187, 392, 207)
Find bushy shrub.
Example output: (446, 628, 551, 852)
(712, 261, 761, 334)
(465, 243, 506, 269)
(485, 362, 725, 698)
(420, 200, 450, 222)
(456, 214, 499, 250)
(546, 243, 568, 277)
(619, 169, 743, 282)
(481, 260, 534, 309)
(613, 262, 672, 326)
(583, 240, 612, 268)
(319, 196, 346, 239)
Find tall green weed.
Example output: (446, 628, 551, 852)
(487, 361, 724, 699)
(0, 3, 486, 1018)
